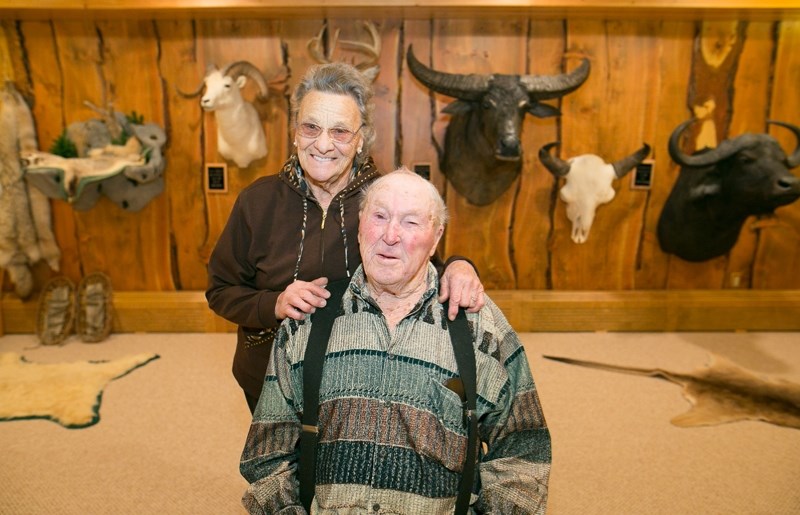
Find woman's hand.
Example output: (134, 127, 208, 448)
(275, 277, 331, 320)
(438, 260, 485, 321)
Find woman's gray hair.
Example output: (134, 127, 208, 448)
(291, 62, 376, 165)
(359, 167, 448, 228)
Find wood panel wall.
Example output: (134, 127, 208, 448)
(1, 16, 799, 302)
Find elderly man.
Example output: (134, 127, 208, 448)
(240, 168, 551, 514)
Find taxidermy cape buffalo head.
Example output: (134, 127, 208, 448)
(539, 142, 651, 243)
(407, 45, 590, 205)
(657, 119, 800, 262)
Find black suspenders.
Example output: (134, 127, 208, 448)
(299, 280, 478, 514)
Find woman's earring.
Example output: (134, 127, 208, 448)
(357, 148, 363, 154)
(293, 141, 297, 147)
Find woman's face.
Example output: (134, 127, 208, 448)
(295, 90, 364, 196)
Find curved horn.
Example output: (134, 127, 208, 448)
(668, 119, 745, 168)
(222, 61, 270, 100)
(538, 142, 571, 178)
(406, 45, 490, 101)
(520, 58, 591, 100)
(612, 143, 651, 178)
(767, 120, 800, 168)
(175, 80, 206, 98)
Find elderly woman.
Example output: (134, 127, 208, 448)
(206, 62, 485, 413)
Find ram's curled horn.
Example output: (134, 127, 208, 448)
(611, 143, 651, 178)
(406, 45, 491, 101)
(538, 142, 571, 178)
(767, 120, 800, 168)
(519, 58, 591, 100)
(221, 61, 270, 100)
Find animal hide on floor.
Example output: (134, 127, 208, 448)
(0, 352, 159, 428)
(543, 354, 800, 430)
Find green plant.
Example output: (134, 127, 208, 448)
(49, 130, 78, 158)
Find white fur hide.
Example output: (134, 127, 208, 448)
(0, 83, 60, 298)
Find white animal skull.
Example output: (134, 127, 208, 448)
(539, 142, 651, 243)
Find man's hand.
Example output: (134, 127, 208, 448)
(438, 260, 485, 321)
(275, 277, 330, 320)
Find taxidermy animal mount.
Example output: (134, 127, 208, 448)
(308, 20, 382, 82)
(539, 142, 651, 243)
(544, 354, 800, 430)
(23, 103, 168, 212)
(407, 45, 590, 205)
(180, 61, 281, 169)
(0, 82, 61, 299)
(658, 119, 800, 262)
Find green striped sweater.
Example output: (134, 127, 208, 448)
(241, 264, 550, 514)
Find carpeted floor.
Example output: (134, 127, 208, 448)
(0, 331, 798, 514)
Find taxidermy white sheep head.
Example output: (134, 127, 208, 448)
(539, 142, 651, 243)
(180, 61, 275, 168)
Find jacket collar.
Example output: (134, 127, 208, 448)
(280, 153, 380, 202)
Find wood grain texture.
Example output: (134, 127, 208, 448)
(2, 14, 800, 322)
(433, 18, 525, 289)
(4, 289, 800, 333)
(755, 20, 800, 288)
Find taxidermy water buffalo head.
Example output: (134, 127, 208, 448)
(406, 45, 590, 205)
(657, 119, 800, 262)
(539, 142, 651, 243)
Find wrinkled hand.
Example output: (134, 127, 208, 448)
(275, 277, 330, 321)
(438, 260, 485, 321)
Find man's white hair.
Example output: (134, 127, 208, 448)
(359, 167, 448, 228)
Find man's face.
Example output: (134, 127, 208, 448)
(358, 174, 443, 295)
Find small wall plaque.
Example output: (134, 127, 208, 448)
(631, 160, 654, 190)
(206, 163, 228, 193)
(413, 163, 431, 180)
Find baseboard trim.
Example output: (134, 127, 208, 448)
(3, 290, 799, 335)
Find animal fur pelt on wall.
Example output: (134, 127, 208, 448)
(0, 82, 61, 298)
(0, 351, 159, 428)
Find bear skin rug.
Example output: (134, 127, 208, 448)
(0, 352, 159, 428)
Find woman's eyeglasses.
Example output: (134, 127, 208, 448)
(297, 122, 364, 144)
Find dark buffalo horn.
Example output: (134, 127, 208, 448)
(538, 142, 571, 177)
(767, 120, 800, 168)
(612, 143, 651, 178)
(406, 45, 490, 101)
(520, 58, 591, 100)
(669, 119, 727, 167)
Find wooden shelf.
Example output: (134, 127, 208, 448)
(1, 0, 798, 21)
(3, 290, 800, 334)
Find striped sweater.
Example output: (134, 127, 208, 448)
(240, 264, 551, 514)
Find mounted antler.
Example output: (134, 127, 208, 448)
(308, 21, 381, 81)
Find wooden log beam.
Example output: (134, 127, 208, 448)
(3, 289, 799, 334)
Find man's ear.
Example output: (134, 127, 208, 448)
(430, 225, 444, 255)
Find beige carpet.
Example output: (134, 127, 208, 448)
(0, 331, 798, 514)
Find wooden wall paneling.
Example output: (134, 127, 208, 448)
(196, 19, 285, 269)
(326, 19, 400, 174)
(553, 19, 606, 289)
(93, 19, 173, 291)
(754, 19, 800, 288)
(725, 21, 775, 289)
(21, 21, 82, 285)
(594, 20, 660, 289)
(514, 20, 564, 290)
(433, 19, 525, 289)
(53, 20, 134, 284)
(634, 20, 696, 289)
(155, 19, 208, 289)
(665, 20, 745, 288)
(402, 20, 442, 186)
